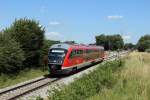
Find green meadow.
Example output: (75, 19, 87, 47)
(88, 52, 150, 100)
(47, 52, 150, 100)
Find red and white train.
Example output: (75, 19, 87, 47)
(48, 43, 105, 74)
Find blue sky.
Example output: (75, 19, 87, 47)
(0, 0, 150, 44)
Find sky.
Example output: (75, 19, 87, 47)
(0, 0, 150, 44)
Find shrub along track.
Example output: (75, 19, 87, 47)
(48, 55, 126, 100)
(0, 51, 129, 100)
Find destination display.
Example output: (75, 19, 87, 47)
(51, 50, 65, 53)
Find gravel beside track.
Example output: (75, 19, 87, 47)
(0, 77, 60, 100)
(0, 51, 129, 100)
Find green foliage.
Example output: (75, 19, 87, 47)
(88, 52, 150, 100)
(124, 43, 135, 50)
(3, 18, 45, 67)
(137, 34, 150, 52)
(0, 68, 48, 89)
(40, 40, 60, 67)
(0, 33, 25, 73)
(48, 60, 124, 100)
(96, 34, 124, 50)
(41, 40, 60, 56)
(63, 41, 76, 44)
(146, 49, 150, 53)
(35, 96, 43, 100)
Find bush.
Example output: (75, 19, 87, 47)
(137, 34, 150, 52)
(40, 40, 60, 67)
(124, 43, 135, 50)
(41, 40, 60, 56)
(48, 60, 124, 100)
(3, 18, 45, 67)
(96, 34, 124, 50)
(146, 48, 150, 53)
(0, 33, 25, 73)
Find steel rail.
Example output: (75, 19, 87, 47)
(0, 51, 129, 100)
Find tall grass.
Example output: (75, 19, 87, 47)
(88, 52, 150, 100)
(48, 60, 124, 100)
(0, 68, 48, 89)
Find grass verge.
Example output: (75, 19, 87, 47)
(0, 68, 48, 89)
(48, 59, 124, 100)
(88, 52, 150, 100)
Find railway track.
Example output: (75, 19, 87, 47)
(0, 76, 62, 100)
(0, 51, 129, 100)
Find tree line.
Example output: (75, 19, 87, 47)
(0, 18, 59, 74)
(96, 34, 124, 50)
(95, 34, 150, 52)
(0, 18, 149, 74)
(137, 34, 150, 52)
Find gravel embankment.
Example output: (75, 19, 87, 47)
(19, 51, 128, 100)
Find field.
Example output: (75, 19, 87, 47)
(47, 52, 150, 100)
(0, 68, 48, 89)
(48, 59, 124, 100)
(88, 52, 150, 100)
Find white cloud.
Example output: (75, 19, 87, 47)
(48, 32, 61, 36)
(123, 35, 131, 40)
(40, 6, 47, 13)
(45, 32, 65, 41)
(0, 25, 3, 31)
(107, 15, 123, 20)
(49, 21, 61, 25)
(127, 32, 133, 35)
(38, 24, 42, 27)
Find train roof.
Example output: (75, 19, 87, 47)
(50, 43, 70, 50)
(50, 43, 104, 50)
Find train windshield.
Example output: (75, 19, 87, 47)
(48, 49, 67, 64)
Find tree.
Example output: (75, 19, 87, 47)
(124, 43, 135, 50)
(96, 34, 106, 48)
(137, 34, 150, 52)
(41, 40, 60, 56)
(63, 41, 76, 44)
(4, 18, 45, 67)
(40, 40, 60, 67)
(0, 33, 25, 73)
(96, 34, 124, 50)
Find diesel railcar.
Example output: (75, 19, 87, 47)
(48, 43, 105, 74)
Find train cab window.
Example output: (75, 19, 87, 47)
(48, 49, 67, 63)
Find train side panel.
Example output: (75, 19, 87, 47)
(48, 43, 105, 74)
(62, 47, 104, 70)
(62, 47, 85, 69)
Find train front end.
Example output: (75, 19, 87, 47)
(48, 44, 69, 75)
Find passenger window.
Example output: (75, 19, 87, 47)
(70, 50, 83, 58)
(80, 50, 83, 54)
(76, 50, 83, 54)
(87, 49, 92, 53)
(76, 50, 80, 54)
(70, 50, 76, 58)
(77, 50, 84, 55)
(86, 50, 89, 53)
